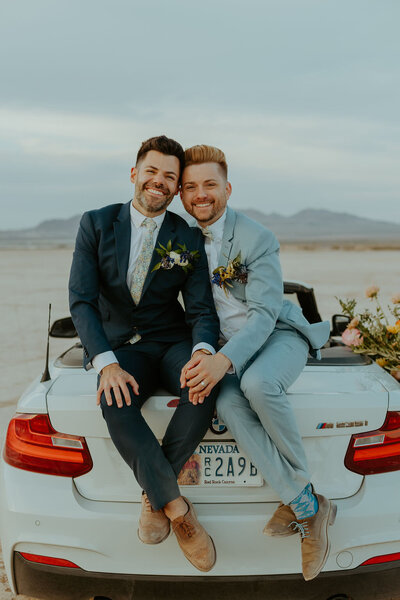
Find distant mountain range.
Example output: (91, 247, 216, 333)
(239, 209, 400, 243)
(1, 209, 399, 246)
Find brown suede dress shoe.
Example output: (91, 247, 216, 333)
(171, 497, 216, 572)
(263, 503, 297, 537)
(137, 492, 170, 545)
(290, 493, 337, 581)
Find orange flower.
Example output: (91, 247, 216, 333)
(348, 317, 360, 329)
(387, 324, 400, 334)
(392, 294, 400, 305)
(365, 285, 380, 298)
(376, 358, 387, 367)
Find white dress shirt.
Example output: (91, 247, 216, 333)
(195, 210, 248, 348)
(92, 203, 213, 374)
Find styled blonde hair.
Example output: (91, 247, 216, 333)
(184, 145, 228, 179)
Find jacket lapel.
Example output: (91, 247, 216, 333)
(140, 210, 177, 301)
(218, 206, 236, 267)
(113, 201, 132, 298)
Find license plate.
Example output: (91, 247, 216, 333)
(178, 442, 263, 487)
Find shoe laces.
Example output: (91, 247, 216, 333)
(288, 520, 310, 539)
(143, 494, 154, 513)
(178, 520, 195, 538)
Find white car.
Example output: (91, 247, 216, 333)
(1, 282, 400, 600)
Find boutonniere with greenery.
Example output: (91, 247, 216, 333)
(338, 286, 400, 381)
(152, 240, 200, 274)
(211, 252, 248, 295)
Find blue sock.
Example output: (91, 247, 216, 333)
(289, 483, 318, 520)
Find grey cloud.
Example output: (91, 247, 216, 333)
(1, 0, 399, 120)
(1, 0, 400, 227)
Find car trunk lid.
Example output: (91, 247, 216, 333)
(46, 365, 389, 502)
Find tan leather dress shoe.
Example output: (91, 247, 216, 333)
(290, 493, 337, 581)
(137, 492, 170, 544)
(263, 503, 297, 537)
(171, 497, 216, 572)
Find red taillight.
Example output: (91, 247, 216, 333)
(345, 412, 400, 475)
(362, 551, 400, 566)
(3, 414, 93, 477)
(167, 398, 180, 408)
(19, 552, 80, 568)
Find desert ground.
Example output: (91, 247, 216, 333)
(0, 246, 399, 600)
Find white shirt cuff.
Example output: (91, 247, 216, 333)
(192, 342, 216, 356)
(92, 351, 119, 374)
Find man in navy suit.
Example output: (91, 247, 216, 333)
(69, 136, 219, 572)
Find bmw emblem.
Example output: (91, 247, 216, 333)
(210, 417, 227, 435)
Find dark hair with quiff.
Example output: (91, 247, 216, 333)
(136, 135, 185, 176)
(184, 145, 228, 179)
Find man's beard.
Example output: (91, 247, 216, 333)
(135, 184, 173, 214)
(190, 203, 220, 225)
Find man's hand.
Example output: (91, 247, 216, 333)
(180, 351, 232, 405)
(96, 363, 139, 408)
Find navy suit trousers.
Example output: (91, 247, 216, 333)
(100, 338, 217, 510)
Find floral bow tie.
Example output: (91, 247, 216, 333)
(201, 227, 214, 241)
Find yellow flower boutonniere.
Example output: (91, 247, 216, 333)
(211, 252, 248, 295)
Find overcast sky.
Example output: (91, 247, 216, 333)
(1, 0, 399, 229)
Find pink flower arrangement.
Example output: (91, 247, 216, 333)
(339, 287, 400, 379)
(342, 328, 364, 347)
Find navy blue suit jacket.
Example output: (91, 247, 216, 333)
(69, 201, 219, 368)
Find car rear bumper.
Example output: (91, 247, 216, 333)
(13, 552, 400, 600)
(1, 463, 400, 595)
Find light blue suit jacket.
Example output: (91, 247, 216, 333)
(214, 207, 330, 379)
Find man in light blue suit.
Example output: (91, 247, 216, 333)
(180, 145, 336, 581)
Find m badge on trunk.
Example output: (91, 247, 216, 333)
(317, 421, 369, 429)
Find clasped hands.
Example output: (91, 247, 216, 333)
(180, 350, 232, 405)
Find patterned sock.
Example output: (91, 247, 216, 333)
(289, 483, 319, 520)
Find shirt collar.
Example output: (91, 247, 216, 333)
(199, 209, 227, 241)
(130, 201, 165, 230)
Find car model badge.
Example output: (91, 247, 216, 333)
(317, 421, 368, 429)
(210, 417, 227, 435)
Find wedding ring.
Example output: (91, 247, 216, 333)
(201, 380, 206, 387)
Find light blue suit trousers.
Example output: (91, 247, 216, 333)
(192, 206, 329, 505)
(217, 325, 311, 504)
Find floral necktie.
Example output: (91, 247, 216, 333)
(130, 218, 157, 304)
